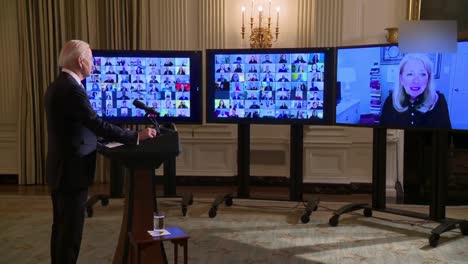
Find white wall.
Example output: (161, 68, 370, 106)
(342, 0, 407, 45)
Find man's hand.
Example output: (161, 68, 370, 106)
(138, 128, 158, 141)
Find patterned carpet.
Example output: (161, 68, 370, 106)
(0, 194, 467, 264)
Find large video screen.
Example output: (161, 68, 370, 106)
(206, 48, 334, 124)
(335, 40, 468, 130)
(84, 50, 202, 124)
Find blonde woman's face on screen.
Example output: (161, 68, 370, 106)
(400, 59, 429, 100)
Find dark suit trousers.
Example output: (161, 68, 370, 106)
(51, 188, 88, 264)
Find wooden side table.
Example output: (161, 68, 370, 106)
(129, 226, 190, 264)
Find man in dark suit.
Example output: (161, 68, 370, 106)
(277, 74, 290, 82)
(262, 54, 273, 63)
(119, 66, 129, 74)
(44, 40, 157, 264)
(133, 75, 144, 83)
(232, 100, 244, 109)
(118, 91, 130, 100)
(178, 92, 189, 100)
(216, 73, 228, 82)
(149, 75, 159, 83)
(103, 75, 115, 83)
(163, 67, 173, 75)
(163, 59, 174, 66)
(91, 66, 100, 74)
(277, 111, 289, 118)
(249, 102, 260, 109)
(232, 93, 242, 100)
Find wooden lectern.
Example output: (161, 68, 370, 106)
(99, 126, 180, 264)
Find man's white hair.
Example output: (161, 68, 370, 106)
(58, 40, 90, 68)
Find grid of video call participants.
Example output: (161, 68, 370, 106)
(85, 56, 191, 118)
(213, 53, 325, 119)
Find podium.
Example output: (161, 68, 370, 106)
(99, 127, 180, 264)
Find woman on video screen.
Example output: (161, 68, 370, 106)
(380, 54, 451, 129)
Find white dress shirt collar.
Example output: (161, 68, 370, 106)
(62, 68, 83, 87)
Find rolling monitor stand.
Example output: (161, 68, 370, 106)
(85, 160, 124, 218)
(161, 154, 194, 216)
(328, 127, 468, 247)
(208, 124, 319, 222)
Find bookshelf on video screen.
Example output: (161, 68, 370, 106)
(84, 50, 202, 124)
(335, 40, 468, 130)
(206, 48, 334, 124)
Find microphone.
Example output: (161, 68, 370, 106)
(133, 99, 161, 134)
(132, 99, 159, 116)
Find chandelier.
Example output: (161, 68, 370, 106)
(241, 0, 280, 48)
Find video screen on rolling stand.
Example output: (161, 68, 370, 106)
(205, 48, 334, 125)
(84, 50, 202, 124)
(335, 40, 468, 130)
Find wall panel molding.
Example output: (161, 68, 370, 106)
(190, 143, 236, 176)
(313, 0, 343, 47)
(304, 147, 348, 183)
(199, 0, 225, 49)
(296, 0, 317, 47)
(304, 126, 349, 139)
(178, 124, 236, 138)
(346, 142, 372, 183)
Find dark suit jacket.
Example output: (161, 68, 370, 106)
(45, 72, 138, 191)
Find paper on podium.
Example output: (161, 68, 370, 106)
(148, 229, 171, 237)
(105, 142, 124, 148)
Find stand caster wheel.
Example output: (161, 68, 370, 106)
(429, 233, 440, 247)
(182, 206, 188, 217)
(86, 207, 93, 218)
(101, 198, 109, 206)
(363, 208, 372, 217)
(313, 205, 318, 211)
(329, 215, 339, 227)
(188, 195, 194, 206)
(225, 198, 233, 207)
(209, 207, 217, 218)
(460, 224, 468, 236)
(301, 214, 310, 224)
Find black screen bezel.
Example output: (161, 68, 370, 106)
(333, 40, 468, 131)
(85, 49, 203, 124)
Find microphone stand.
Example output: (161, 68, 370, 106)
(143, 110, 185, 219)
(144, 111, 178, 135)
(144, 112, 161, 134)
